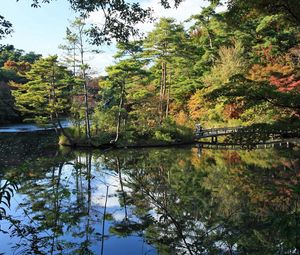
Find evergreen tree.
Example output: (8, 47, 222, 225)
(144, 18, 186, 122)
(98, 42, 149, 142)
(12, 56, 73, 130)
(60, 18, 101, 140)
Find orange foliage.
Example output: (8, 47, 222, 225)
(225, 152, 241, 164)
(188, 90, 209, 121)
(248, 62, 293, 81)
(3, 60, 31, 75)
(248, 46, 300, 93)
(174, 110, 188, 125)
(223, 102, 243, 119)
(269, 74, 300, 93)
(249, 46, 293, 82)
(169, 102, 182, 115)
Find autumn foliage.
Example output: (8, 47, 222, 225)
(269, 74, 300, 93)
(3, 60, 31, 75)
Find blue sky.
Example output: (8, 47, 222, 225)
(1, 0, 208, 74)
(1, 0, 75, 55)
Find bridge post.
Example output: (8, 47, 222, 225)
(195, 124, 203, 138)
(211, 136, 218, 143)
(197, 144, 203, 157)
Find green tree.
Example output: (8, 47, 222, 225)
(144, 18, 186, 122)
(98, 42, 149, 142)
(219, 0, 300, 26)
(12, 56, 73, 132)
(0, 45, 41, 67)
(60, 18, 101, 141)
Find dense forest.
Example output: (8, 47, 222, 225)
(0, 0, 300, 146)
(1, 2, 300, 253)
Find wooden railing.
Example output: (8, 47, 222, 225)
(196, 140, 291, 150)
(195, 125, 300, 139)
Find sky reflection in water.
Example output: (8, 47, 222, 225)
(0, 139, 299, 255)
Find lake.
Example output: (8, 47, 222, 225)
(0, 133, 299, 254)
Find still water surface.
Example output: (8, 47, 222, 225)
(0, 134, 299, 254)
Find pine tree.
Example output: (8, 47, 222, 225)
(12, 56, 73, 132)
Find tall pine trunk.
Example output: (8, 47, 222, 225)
(80, 37, 91, 141)
(159, 61, 167, 124)
(114, 82, 125, 143)
(166, 70, 171, 118)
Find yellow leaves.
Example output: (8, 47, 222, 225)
(188, 89, 208, 121)
(248, 51, 294, 82)
(248, 63, 293, 81)
(202, 40, 247, 87)
(174, 110, 188, 126)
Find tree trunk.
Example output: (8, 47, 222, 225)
(116, 157, 128, 220)
(101, 185, 109, 255)
(159, 63, 164, 124)
(85, 153, 92, 253)
(73, 43, 76, 76)
(83, 78, 91, 141)
(80, 36, 91, 141)
(208, 30, 213, 49)
(56, 115, 74, 145)
(159, 61, 167, 124)
(114, 82, 125, 143)
(166, 70, 171, 118)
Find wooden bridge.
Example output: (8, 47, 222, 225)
(196, 140, 292, 156)
(197, 140, 291, 150)
(195, 124, 300, 143)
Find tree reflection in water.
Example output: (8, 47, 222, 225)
(0, 144, 299, 254)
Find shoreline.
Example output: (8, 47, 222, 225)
(60, 138, 300, 150)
